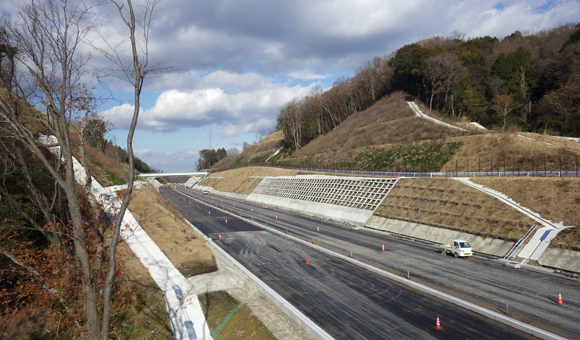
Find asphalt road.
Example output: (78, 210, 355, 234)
(169, 186, 580, 339)
(160, 186, 540, 340)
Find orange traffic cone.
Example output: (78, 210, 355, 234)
(233, 204, 235, 207)
(558, 292, 563, 304)
(317, 227, 319, 232)
(254, 232, 257, 238)
(208, 211, 211, 215)
(275, 215, 278, 220)
(382, 244, 385, 251)
(197, 206, 199, 209)
(434, 315, 441, 330)
(306, 257, 309, 265)
(221, 200, 222, 202)
(218, 234, 221, 240)
(189, 202, 191, 205)
(225, 219, 228, 224)
(262, 205, 265, 208)
(251, 209, 253, 212)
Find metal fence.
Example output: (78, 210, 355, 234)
(211, 156, 580, 178)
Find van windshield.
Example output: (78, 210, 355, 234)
(459, 242, 471, 248)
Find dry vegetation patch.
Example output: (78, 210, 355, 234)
(470, 177, 580, 250)
(295, 92, 469, 157)
(375, 178, 536, 241)
(550, 227, 580, 252)
(444, 133, 580, 172)
(129, 185, 215, 275)
(209, 167, 299, 193)
(199, 291, 275, 340)
(199, 176, 223, 188)
(244, 130, 285, 154)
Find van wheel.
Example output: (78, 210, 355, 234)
(454, 252, 459, 258)
(441, 249, 446, 255)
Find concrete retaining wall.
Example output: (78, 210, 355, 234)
(247, 193, 373, 225)
(366, 216, 516, 257)
(538, 248, 580, 273)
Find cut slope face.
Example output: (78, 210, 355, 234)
(375, 178, 537, 241)
(294, 92, 471, 157)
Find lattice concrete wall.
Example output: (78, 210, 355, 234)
(252, 175, 398, 212)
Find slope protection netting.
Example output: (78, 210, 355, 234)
(253, 176, 398, 210)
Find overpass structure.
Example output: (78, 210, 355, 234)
(139, 172, 209, 178)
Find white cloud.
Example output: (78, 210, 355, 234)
(102, 71, 314, 136)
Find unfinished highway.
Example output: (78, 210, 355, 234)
(160, 186, 578, 339)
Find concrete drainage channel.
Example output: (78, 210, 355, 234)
(177, 189, 567, 340)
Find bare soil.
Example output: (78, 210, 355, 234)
(207, 167, 300, 193)
(374, 178, 538, 241)
(128, 185, 215, 275)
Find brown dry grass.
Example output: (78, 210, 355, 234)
(375, 178, 537, 241)
(550, 227, 580, 251)
(444, 133, 580, 172)
(295, 92, 469, 157)
(470, 177, 580, 250)
(199, 176, 223, 188)
(129, 185, 215, 274)
(85, 145, 131, 186)
(244, 130, 285, 154)
(234, 177, 265, 194)
(208, 167, 299, 193)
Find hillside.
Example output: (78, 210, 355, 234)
(216, 90, 580, 174)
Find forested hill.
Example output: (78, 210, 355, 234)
(277, 24, 580, 151)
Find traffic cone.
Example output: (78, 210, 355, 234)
(233, 204, 235, 207)
(306, 257, 309, 265)
(262, 205, 265, 208)
(208, 211, 211, 215)
(251, 209, 253, 212)
(382, 244, 385, 251)
(275, 215, 278, 220)
(189, 202, 191, 205)
(221, 200, 223, 203)
(218, 234, 221, 240)
(197, 206, 199, 209)
(254, 232, 257, 238)
(434, 315, 441, 330)
(317, 226, 319, 232)
(225, 219, 228, 224)
(558, 292, 563, 304)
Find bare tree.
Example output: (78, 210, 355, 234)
(227, 147, 240, 158)
(0, 0, 103, 337)
(0, 0, 162, 338)
(95, 0, 164, 338)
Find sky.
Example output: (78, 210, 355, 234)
(4, 0, 580, 172)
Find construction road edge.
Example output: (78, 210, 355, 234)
(177, 188, 568, 340)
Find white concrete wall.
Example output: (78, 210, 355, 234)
(538, 248, 580, 273)
(247, 193, 374, 225)
(366, 216, 516, 257)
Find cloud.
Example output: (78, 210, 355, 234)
(102, 71, 314, 136)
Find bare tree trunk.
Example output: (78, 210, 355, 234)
(100, 1, 161, 338)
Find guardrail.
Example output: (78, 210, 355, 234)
(211, 163, 579, 178)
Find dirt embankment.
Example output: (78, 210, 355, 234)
(204, 167, 300, 194)
(470, 177, 580, 251)
(375, 178, 537, 241)
(128, 185, 215, 275)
